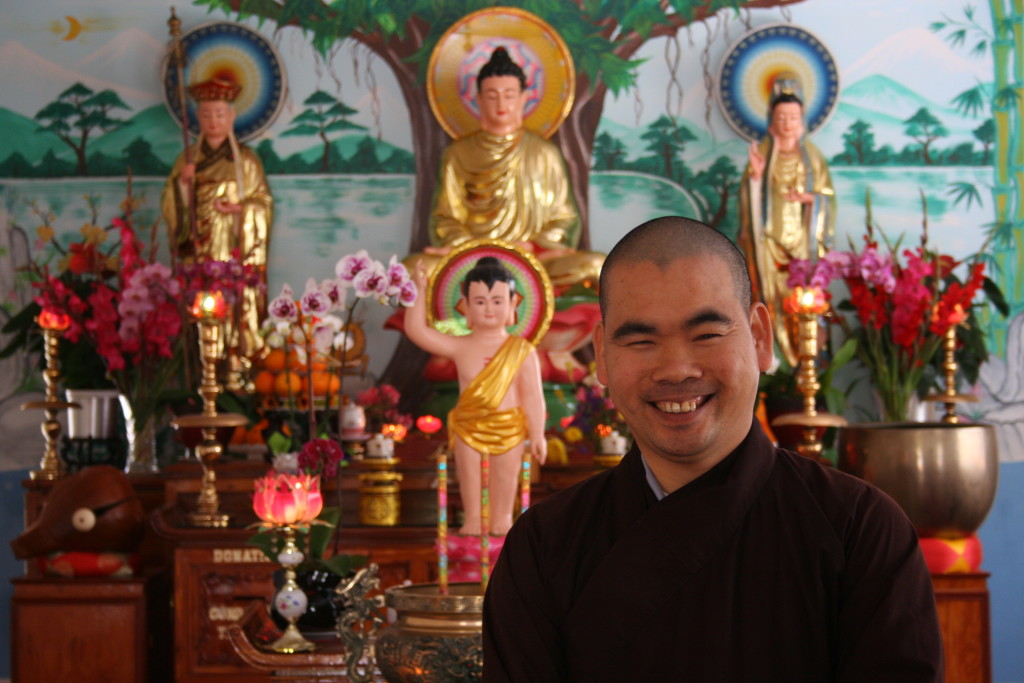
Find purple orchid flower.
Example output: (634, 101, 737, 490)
(353, 260, 389, 300)
(300, 278, 331, 315)
(269, 284, 298, 322)
(335, 250, 373, 283)
(398, 279, 417, 307)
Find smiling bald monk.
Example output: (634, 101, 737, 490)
(483, 216, 943, 682)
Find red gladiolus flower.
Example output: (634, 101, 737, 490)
(253, 471, 324, 525)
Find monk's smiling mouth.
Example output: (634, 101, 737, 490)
(653, 396, 708, 414)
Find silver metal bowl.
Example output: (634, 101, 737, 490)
(837, 422, 999, 538)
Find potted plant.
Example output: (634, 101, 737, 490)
(786, 194, 1008, 537)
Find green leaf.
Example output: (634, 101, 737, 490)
(246, 529, 280, 562)
(946, 181, 983, 209)
(321, 553, 368, 577)
(282, 124, 321, 137)
(267, 430, 293, 455)
(982, 277, 1009, 317)
(307, 512, 338, 560)
(950, 86, 987, 117)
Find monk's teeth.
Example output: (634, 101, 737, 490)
(655, 399, 700, 414)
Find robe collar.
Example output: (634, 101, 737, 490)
(566, 419, 777, 667)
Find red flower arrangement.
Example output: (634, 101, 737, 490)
(31, 196, 186, 447)
(356, 383, 412, 434)
(788, 227, 991, 422)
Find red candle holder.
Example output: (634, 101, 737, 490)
(190, 290, 228, 320)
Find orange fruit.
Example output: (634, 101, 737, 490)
(230, 425, 247, 444)
(274, 371, 302, 397)
(263, 348, 287, 372)
(246, 419, 269, 444)
(309, 370, 340, 396)
(253, 370, 276, 395)
(286, 350, 305, 370)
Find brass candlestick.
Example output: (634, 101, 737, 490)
(173, 293, 246, 527)
(924, 325, 978, 423)
(22, 325, 78, 480)
(772, 308, 847, 462)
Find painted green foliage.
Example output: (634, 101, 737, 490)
(932, 2, 1024, 331)
(33, 83, 132, 176)
(282, 90, 367, 173)
(592, 114, 739, 231)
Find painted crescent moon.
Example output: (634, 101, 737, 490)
(63, 16, 82, 42)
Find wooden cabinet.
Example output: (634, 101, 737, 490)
(11, 574, 169, 683)
(933, 572, 991, 683)
(153, 506, 437, 682)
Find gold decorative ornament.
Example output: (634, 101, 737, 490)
(425, 239, 554, 346)
(771, 299, 846, 461)
(358, 459, 403, 527)
(22, 323, 78, 480)
(426, 7, 575, 140)
(923, 325, 978, 423)
(174, 293, 247, 527)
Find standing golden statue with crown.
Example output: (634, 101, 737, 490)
(162, 77, 273, 389)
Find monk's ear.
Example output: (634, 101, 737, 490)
(507, 292, 523, 327)
(750, 302, 774, 372)
(593, 321, 608, 386)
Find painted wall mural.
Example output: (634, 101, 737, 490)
(2, 0, 1023, 679)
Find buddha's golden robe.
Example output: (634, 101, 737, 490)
(738, 137, 834, 367)
(162, 141, 272, 362)
(430, 129, 603, 287)
(448, 336, 532, 456)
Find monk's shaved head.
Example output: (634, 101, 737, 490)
(599, 216, 752, 316)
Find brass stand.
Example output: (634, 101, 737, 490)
(772, 311, 846, 462)
(924, 325, 978, 423)
(173, 313, 246, 527)
(22, 328, 78, 480)
(358, 457, 403, 526)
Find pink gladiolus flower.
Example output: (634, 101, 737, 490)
(253, 471, 324, 525)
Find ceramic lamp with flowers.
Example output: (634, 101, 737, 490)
(253, 471, 325, 653)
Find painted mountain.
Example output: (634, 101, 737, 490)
(596, 73, 992, 169)
(0, 109, 66, 165)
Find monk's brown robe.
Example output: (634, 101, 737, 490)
(483, 420, 943, 682)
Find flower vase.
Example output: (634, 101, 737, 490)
(119, 394, 159, 474)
